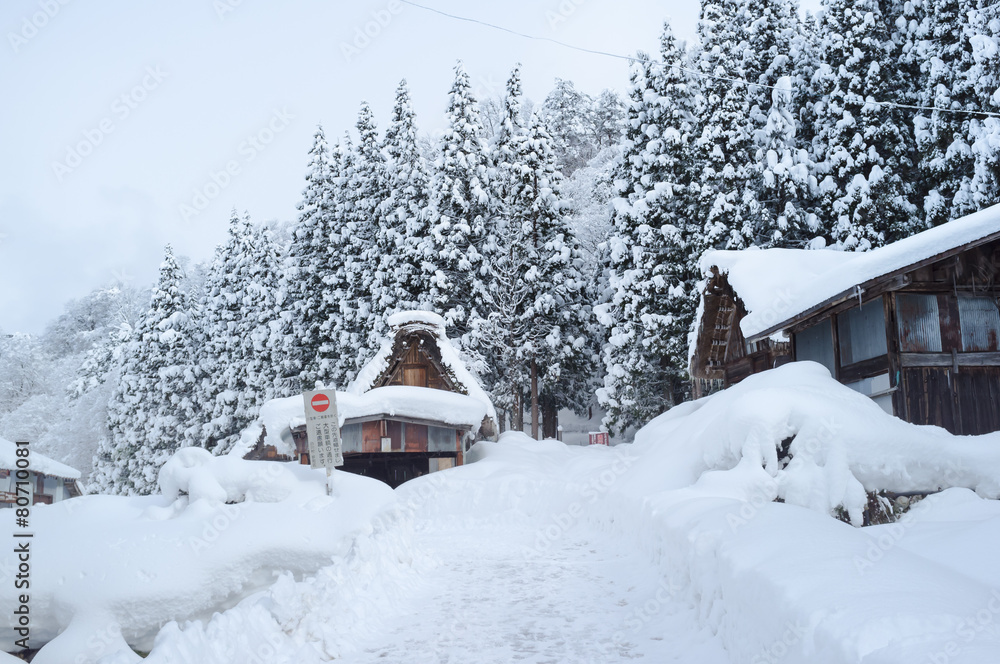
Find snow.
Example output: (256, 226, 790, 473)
(249, 386, 491, 457)
(0, 452, 397, 660)
(346, 309, 498, 428)
(0, 436, 81, 479)
(384, 310, 447, 329)
(6, 362, 1000, 662)
(696, 246, 855, 343)
(702, 202, 1000, 341)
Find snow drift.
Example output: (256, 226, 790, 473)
(0, 450, 404, 662)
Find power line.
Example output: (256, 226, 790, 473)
(398, 0, 1000, 119)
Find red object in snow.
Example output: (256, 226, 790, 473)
(588, 432, 609, 446)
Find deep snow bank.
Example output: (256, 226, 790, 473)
(0, 448, 403, 662)
(427, 364, 1000, 663)
(629, 361, 1000, 524)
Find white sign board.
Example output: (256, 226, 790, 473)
(302, 390, 343, 472)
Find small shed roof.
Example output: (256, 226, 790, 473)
(0, 437, 82, 479)
(699, 203, 1000, 342)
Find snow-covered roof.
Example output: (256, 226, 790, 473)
(701, 203, 1000, 341)
(348, 309, 497, 425)
(0, 437, 82, 479)
(253, 387, 491, 456)
(697, 247, 855, 341)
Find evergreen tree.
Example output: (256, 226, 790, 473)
(195, 211, 283, 455)
(316, 135, 362, 389)
(743, 0, 818, 246)
(521, 112, 597, 437)
(425, 61, 495, 340)
(376, 80, 433, 325)
(94, 246, 199, 495)
(539, 78, 598, 174)
(599, 24, 703, 433)
(280, 126, 336, 389)
(340, 102, 388, 365)
(479, 64, 533, 429)
(592, 89, 627, 149)
(755, 76, 817, 246)
(812, 0, 920, 249)
(914, 0, 977, 224)
(955, 5, 1000, 216)
(695, 0, 762, 250)
(480, 65, 596, 436)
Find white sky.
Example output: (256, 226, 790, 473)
(0, 0, 818, 335)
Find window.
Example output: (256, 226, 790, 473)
(958, 295, 1000, 352)
(838, 299, 888, 365)
(795, 319, 835, 375)
(896, 293, 942, 352)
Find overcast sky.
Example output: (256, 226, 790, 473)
(0, 0, 816, 335)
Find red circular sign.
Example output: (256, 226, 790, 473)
(310, 394, 330, 412)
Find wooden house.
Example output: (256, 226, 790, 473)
(0, 437, 83, 507)
(690, 205, 1000, 435)
(244, 311, 497, 487)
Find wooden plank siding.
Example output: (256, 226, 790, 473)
(404, 423, 428, 452)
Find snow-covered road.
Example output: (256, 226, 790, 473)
(340, 514, 731, 663)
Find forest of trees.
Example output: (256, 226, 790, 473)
(3, 0, 1000, 494)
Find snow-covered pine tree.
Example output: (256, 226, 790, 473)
(913, 0, 977, 225)
(599, 23, 703, 433)
(479, 64, 533, 430)
(954, 6, 1000, 216)
(425, 61, 495, 341)
(755, 75, 817, 246)
(812, 0, 920, 249)
(376, 80, 433, 324)
(695, 0, 762, 251)
(316, 134, 363, 389)
(743, 0, 817, 246)
(591, 89, 627, 150)
(337, 102, 387, 375)
(194, 211, 283, 455)
(94, 246, 200, 495)
(279, 126, 336, 390)
(539, 78, 598, 175)
(520, 111, 597, 438)
(481, 65, 596, 437)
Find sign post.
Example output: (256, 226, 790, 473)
(303, 390, 343, 482)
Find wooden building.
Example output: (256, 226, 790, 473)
(0, 437, 83, 508)
(246, 311, 497, 487)
(690, 206, 1000, 435)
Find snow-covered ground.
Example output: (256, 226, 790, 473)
(3, 362, 1000, 662)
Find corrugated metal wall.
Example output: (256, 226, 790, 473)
(897, 293, 942, 352)
(838, 299, 888, 365)
(794, 319, 835, 375)
(957, 295, 1000, 352)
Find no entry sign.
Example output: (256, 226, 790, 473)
(302, 389, 343, 472)
(310, 393, 330, 412)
